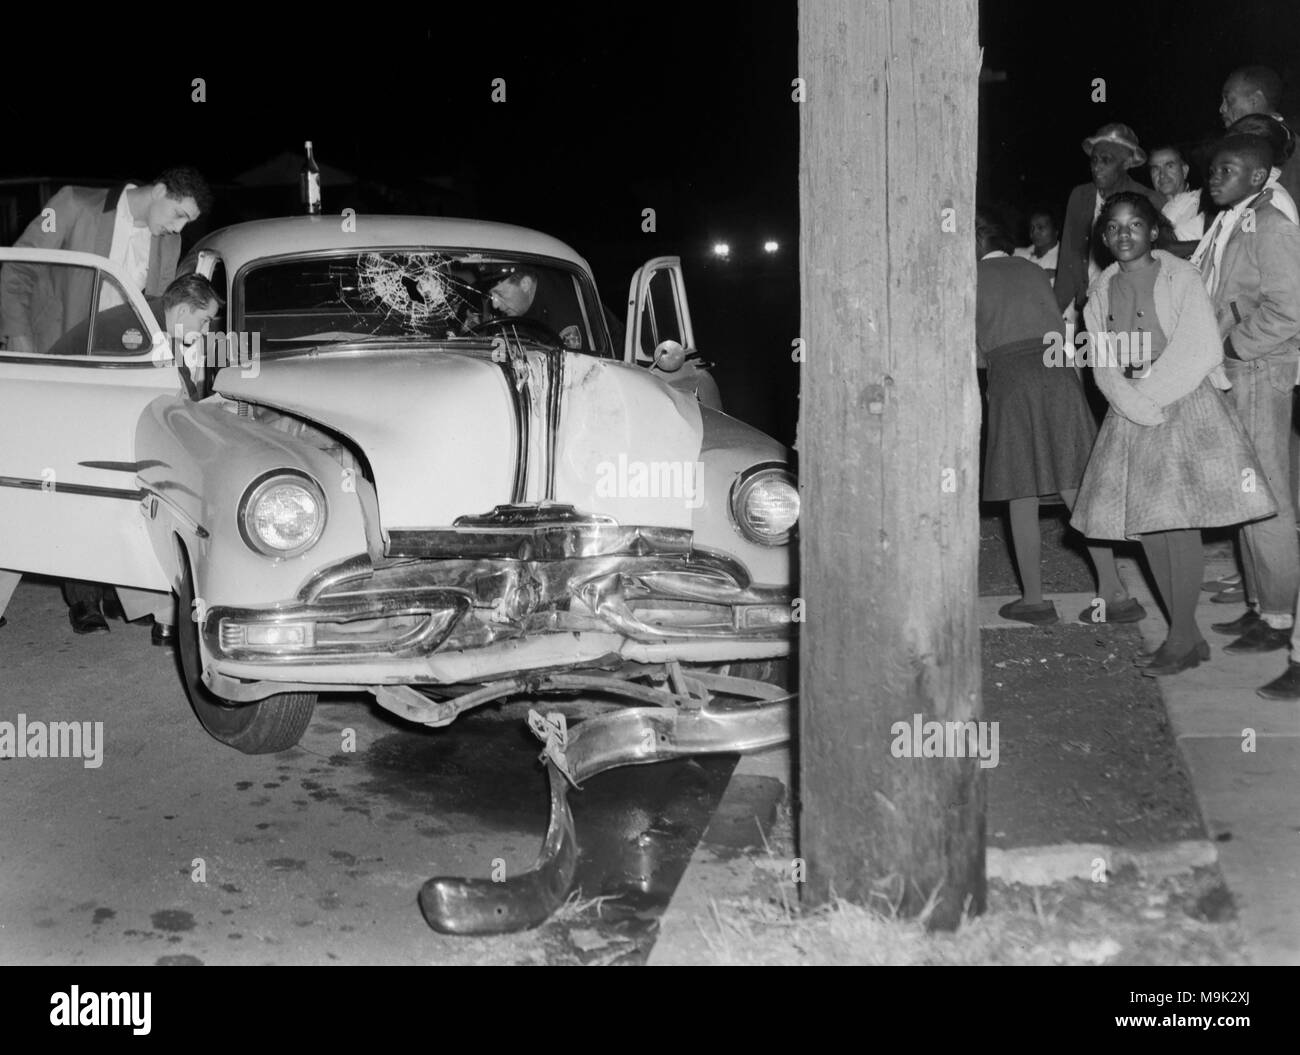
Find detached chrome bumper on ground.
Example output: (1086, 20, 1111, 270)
(419, 674, 793, 934)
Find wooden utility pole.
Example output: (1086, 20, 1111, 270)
(797, 0, 983, 928)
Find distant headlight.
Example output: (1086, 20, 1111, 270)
(238, 471, 327, 558)
(730, 464, 799, 546)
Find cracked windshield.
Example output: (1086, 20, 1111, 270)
(241, 252, 607, 353)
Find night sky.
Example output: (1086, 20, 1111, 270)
(980, 0, 1300, 232)
(1, 5, 800, 437)
(0, 9, 798, 271)
(4, 1, 1299, 440)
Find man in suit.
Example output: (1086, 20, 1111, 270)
(1197, 135, 1300, 662)
(1055, 123, 1166, 317)
(0, 166, 212, 635)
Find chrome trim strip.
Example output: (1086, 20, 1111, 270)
(0, 475, 143, 501)
(297, 553, 375, 603)
(204, 589, 472, 663)
(387, 522, 694, 561)
(544, 348, 563, 500)
(498, 349, 530, 503)
(0, 355, 164, 369)
(144, 488, 211, 540)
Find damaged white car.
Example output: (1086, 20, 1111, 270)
(0, 217, 797, 930)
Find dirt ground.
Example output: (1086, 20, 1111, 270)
(977, 508, 1211, 849)
(979, 506, 1237, 596)
(980, 504, 1122, 595)
(984, 624, 1205, 848)
(690, 861, 1246, 966)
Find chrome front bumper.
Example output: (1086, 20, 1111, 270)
(201, 514, 794, 687)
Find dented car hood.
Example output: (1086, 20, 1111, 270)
(215, 346, 704, 533)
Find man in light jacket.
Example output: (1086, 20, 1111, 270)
(0, 166, 211, 636)
(1, 167, 211, 355)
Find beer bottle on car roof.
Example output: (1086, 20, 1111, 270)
(301, 140, 321, 215)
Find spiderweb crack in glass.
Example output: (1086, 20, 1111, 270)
(354, 253, 472, 330)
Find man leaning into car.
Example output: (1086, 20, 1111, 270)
(47, 273, 221, 358)
(0, 167, 212, 637)
(43, 274, 220, 643)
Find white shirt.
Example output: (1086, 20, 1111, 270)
(1160, 189, 1205, 240)
(1088, 191, 1106, 287)
(100, 185, 151, 309)
(1266, 167, 1299, 224)
(1014, 243, 1058, 273)
(1194, 196, 1254, 297)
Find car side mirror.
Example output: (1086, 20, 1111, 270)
(652, 339, 686, 372)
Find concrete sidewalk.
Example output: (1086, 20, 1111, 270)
(1097, 553, 1300, 966)
(650, 549, 1300, 966)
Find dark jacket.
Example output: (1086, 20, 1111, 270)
(976, 254, 1063, 366)
(46, 296, 166, 357)
(1055, 175, 1166, 313)
(0, 183, 181, 352)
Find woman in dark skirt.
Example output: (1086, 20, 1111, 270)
(1070, 193, 1278, 675)
(977, 212, 1144, 625)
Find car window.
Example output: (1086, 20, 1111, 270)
(0, 260, 153, 358)
(637, 268, 684, 361)
(208, 259, 228, 334)
(238, 251, 609, 355)
(91, 273, 157, 356)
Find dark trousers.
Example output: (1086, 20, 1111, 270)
(63, 581, 105, 608)
(1225, 357, 1300, 618)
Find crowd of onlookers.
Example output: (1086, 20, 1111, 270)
(976, 64, 1300, 700)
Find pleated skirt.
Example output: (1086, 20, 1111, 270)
(983, 339, 1098, 502)
(1070, 378, 1279, 540)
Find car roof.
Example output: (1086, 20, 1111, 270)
(192, 215, 594, 277)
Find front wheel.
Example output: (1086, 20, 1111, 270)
(176, 561, 316, 754)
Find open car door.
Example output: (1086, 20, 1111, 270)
(624, 256, 721, 410)
(0, 247, 179, 591)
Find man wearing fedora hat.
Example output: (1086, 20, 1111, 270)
(1055, 123, 1166, 316)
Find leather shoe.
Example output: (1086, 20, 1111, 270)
(1223, 621, 1291, 654)
(1210, 584, 1245, 604)
(1077, 597, 1146, 623)
(1136, 639, 1210, 668)
(0, 616, 6, 629)
(1211, 609, 1260, 635)
(998, 599, 1059, 625)
(69, 602, 109, 635)
(1257, 661, 1300, 700)
(1141, 640, 1207, 677)
(1201, 572, 1241, 593)
(151, 621, 176, 648)
(102, 595, 125, 621)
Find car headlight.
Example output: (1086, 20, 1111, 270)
(238, 471, 327, 558)
(729, 464, 799, 546)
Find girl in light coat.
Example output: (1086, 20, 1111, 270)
(1071, 192, 1277, 675)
